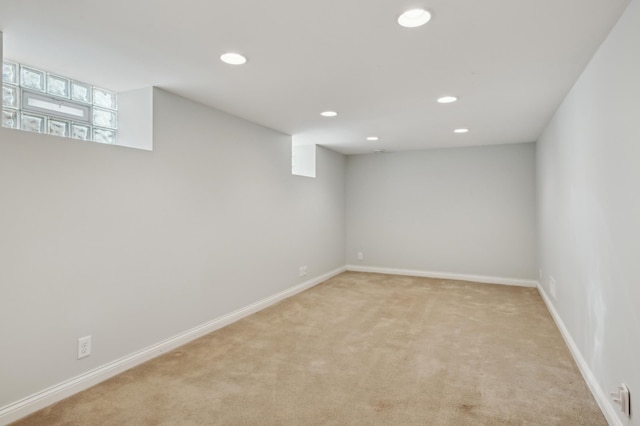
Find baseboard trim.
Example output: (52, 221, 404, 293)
(345, 265, 537, 288)
(536, 284, 622, 426)
(0, 266, 346, 426)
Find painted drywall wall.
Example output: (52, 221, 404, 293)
(537, 0, 639, 423)
(346, 143, 537, 281)
(0, 88, 346, 409)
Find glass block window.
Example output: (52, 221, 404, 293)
(2, 60, 118, 144)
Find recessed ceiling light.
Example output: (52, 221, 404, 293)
(454, 128, 470, 133)
(320, 111, 338, 117)
(437, 96, 458, 104)
(398, 9, 432, 28)
(220, 53, 247, 65)
(366, 136, 380, 141)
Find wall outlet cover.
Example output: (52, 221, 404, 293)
(549, 276, 557, 299)
(611, 383, 631, 417)
(298, 266, 308, 277)
(78, 336, 92, 359)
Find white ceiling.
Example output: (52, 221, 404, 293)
(0, 0, 630, 154)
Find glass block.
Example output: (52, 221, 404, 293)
(2, 85, 19, 108)
(93, 127, 116, 144)
(48, 118, 70, 137)
(2, 109, 19, 129)
(93, 87, 117, 110)
(71, 123, 92, 141)
(93, 107, 117, 129)
(3, 61, 18, 85)
(47, 74, 70, 98)
(21, 112, 46, 133)
(20, 66, 46, 92)
(71, 81, 92, 104)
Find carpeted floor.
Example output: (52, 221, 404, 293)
(13, 272, 605, 425)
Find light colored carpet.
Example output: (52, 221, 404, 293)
(13, 272, 605, 425)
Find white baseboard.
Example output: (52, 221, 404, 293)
(345, 265, 538, 288)
(0, 266, 346, 426)
(536, 284, 622, 426)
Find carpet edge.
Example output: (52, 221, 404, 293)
(345, 265, 538, 287)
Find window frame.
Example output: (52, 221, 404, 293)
(2, 60, 118, 144)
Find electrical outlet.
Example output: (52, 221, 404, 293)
(357, 252, 364, 261)
(549, 276, 557, 299)
(299, 266, 307, 277)
(78, 336, 91, 359)
(611, 383, 631, 417)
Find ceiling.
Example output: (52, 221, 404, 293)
(0, 0, 630, 155)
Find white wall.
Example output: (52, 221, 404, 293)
(0, 88, 346, 410)
(346, 143, 537, 282)
(537, 0, 639, 423)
